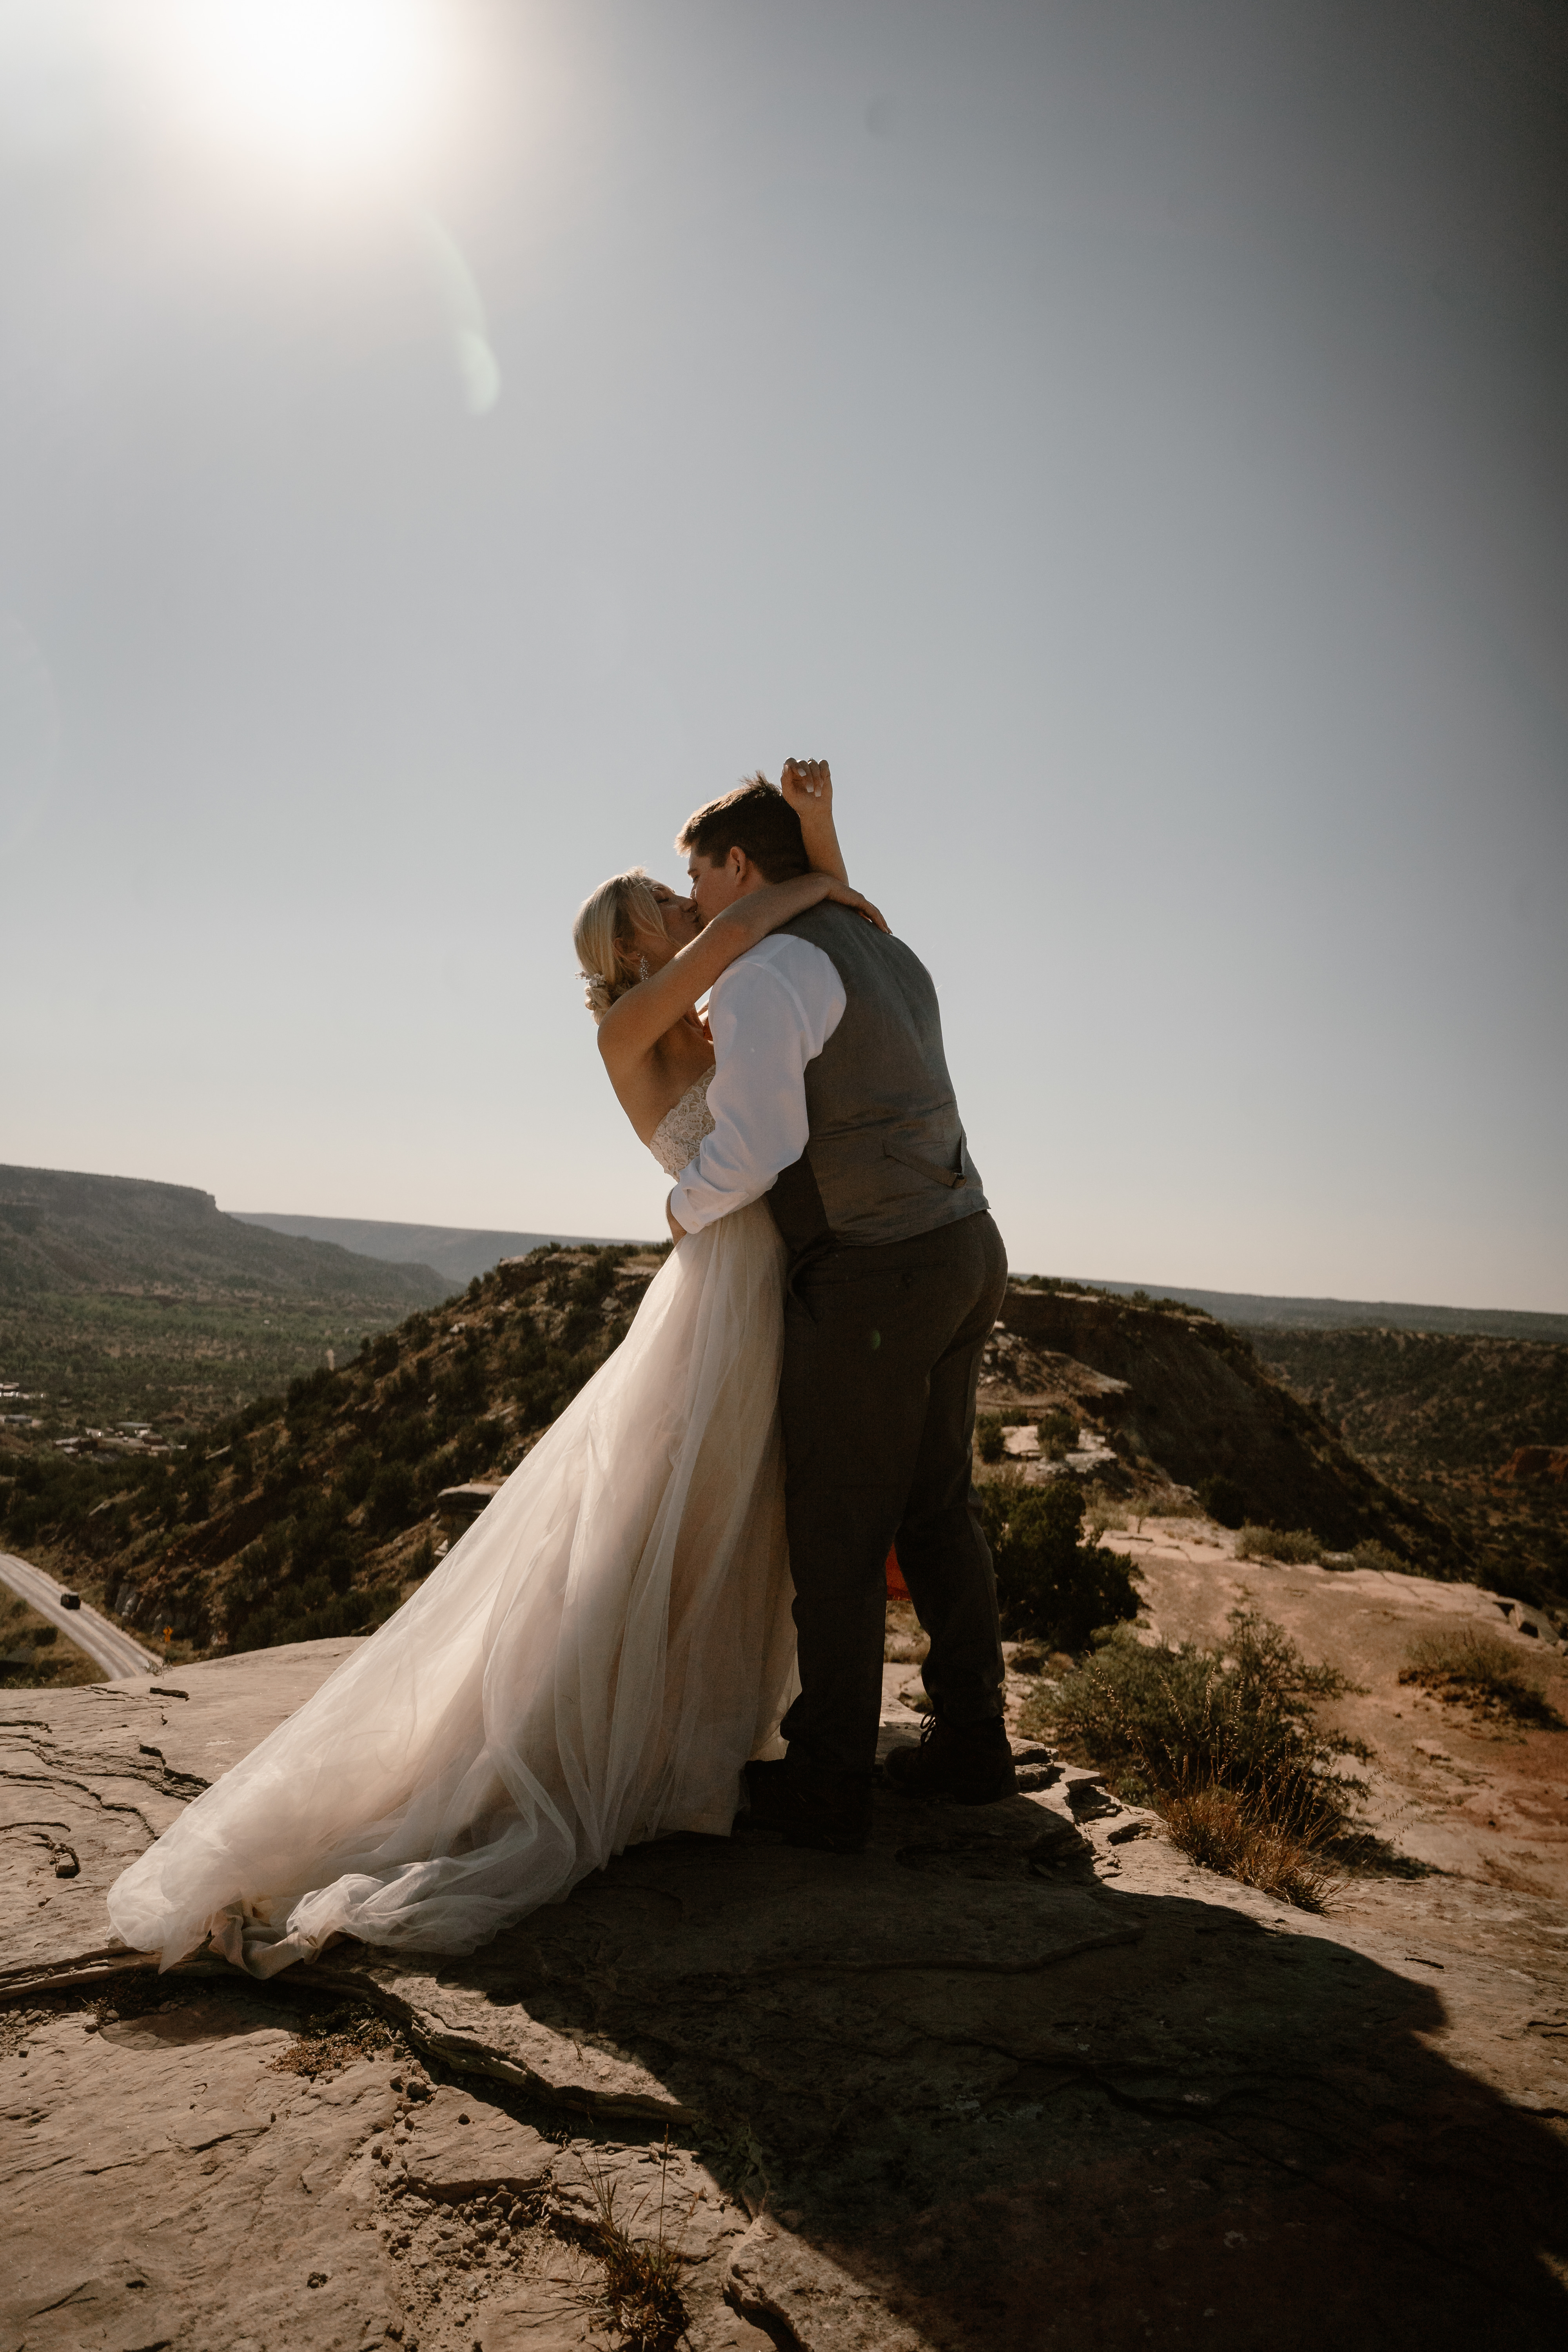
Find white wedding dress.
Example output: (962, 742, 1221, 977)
(108, 1073, 798, 1975)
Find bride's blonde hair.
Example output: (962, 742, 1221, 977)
(572, 867, 666, 1023)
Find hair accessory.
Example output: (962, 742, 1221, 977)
(582, 972, 614, 1024)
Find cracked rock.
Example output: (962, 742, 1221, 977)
(3, 1595, 1567, 2350)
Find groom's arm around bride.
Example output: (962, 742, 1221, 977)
(669, 767, 1014, 1854)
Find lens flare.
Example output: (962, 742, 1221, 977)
(168, 0, 446, 176)
(413, 208, 501, 415)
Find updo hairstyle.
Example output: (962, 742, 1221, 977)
(572, 867, 666, 1023)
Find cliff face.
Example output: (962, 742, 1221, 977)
(998, 1287, 1459, 1567)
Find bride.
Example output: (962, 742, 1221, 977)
(107, 766, 880, 1974)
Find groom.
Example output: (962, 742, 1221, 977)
(665, 766, 1014, 1852)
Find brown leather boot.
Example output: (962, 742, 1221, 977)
(884, 1715, 1018, 1805)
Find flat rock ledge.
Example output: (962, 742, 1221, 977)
(3, 1642, 1567, 2350)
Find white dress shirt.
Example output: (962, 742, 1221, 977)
(668, 934, 846, 1233)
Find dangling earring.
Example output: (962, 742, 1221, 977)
(638, 955, 651, 982)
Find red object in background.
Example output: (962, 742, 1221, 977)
(885, 1544, 909, 1598)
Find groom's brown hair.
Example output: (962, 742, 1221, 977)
(677, 775, 809, 882)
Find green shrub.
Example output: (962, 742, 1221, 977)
(285, 1366, 334, 1427)
(975, 1414, 1005, 1466)
(571, 1251, 624, 1307)
(980, 1480, 1140, 1648)
(1020, 1606, 1367, 1909)
(366, 1461, 417, 1536)
(1199, 1474, 1247, 1529)
(289, 1501, 356, 1594)
(1236, 1524, 1321, 1566)
(1348, 1538, 1404, 1574)
(382, 1409, 437, 1466)
(339, 1444, 379, 1505)
(231, 1590, 367, 1653)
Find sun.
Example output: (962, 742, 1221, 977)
(166, 0, 449, 178)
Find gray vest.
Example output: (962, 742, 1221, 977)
(766, 903, 988, 1252)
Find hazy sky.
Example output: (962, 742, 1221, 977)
(3, 0, 1565, 1308)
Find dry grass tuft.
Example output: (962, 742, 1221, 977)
(583, 2138, 692, 2352)
(1162, 1784, 1339, 1912)
(1398, 1627, 1564, 1730)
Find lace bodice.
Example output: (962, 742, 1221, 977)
(649, 1067, 716, 1177)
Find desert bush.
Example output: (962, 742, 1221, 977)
(1235, 1524, 1321, 1566)
(285, 1366, 334, 1428)
(975, 1414, 1005, 1466)
(366, 1461, 418, 1536)
(1021, 1606, 1367, 1908)
(1398, 1627, 1564, 1729)
(1198, 1474, 1247, 1529)
(560, 1303, 606, 1356)
(231, 1589, 367, 1653)
(384, 1359, 432, 1408)
(1348, 1538, 1405, 1574)
(434, 1349, 489, 1417)
(289, 1500, 356, 1594)
(338, 1443, 379, 1505)
(979, 1480, 1140, 1648)
(381, 1408, 437, 1466)
(571, 1250, 626, 1308)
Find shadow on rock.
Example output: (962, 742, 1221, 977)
(318, 1786, 1568, 2351)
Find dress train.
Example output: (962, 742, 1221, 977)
(107, 1200, 796, 1975)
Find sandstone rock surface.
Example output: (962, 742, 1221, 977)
(2, 1572, 1566, 2350)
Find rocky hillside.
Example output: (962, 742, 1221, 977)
(992, 1283, 1461, 1570)
(2, 1256, 1470, 1670)
(0, 1164, 448, 1430)
(0, 1245, 667, 1659)
(1256, 1325, 1568, 1606)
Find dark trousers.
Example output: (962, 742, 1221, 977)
(777, 1208, 1009, 1777)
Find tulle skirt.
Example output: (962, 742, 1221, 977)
(107, 1204, 797, 1975)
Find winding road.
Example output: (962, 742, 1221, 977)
(0, 1552, 160, 1680)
